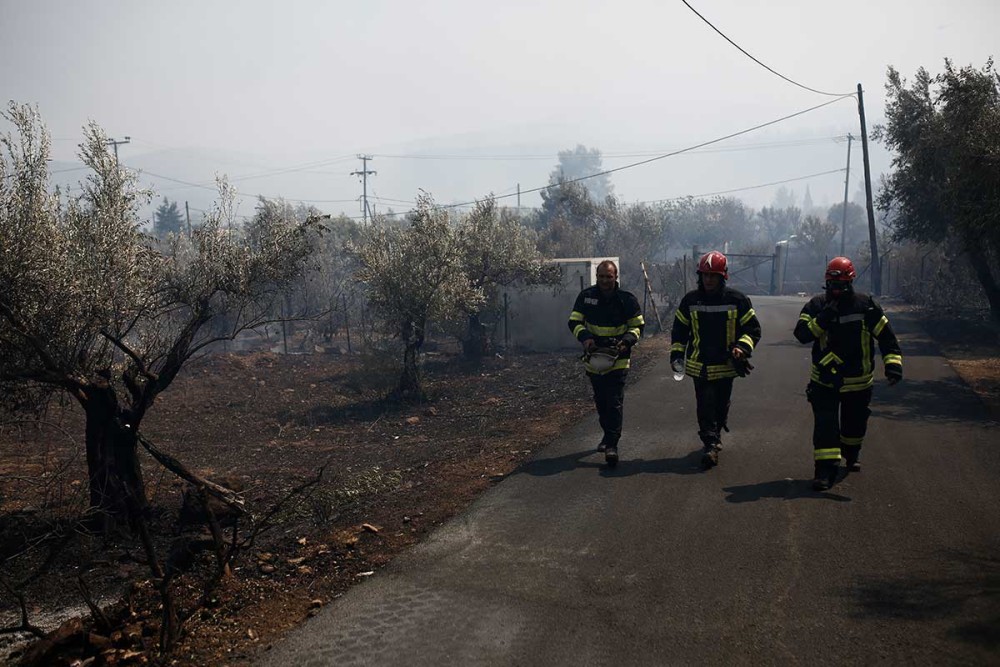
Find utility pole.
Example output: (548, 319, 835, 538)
(351, 155, 376, 225)
(517, 183, 521, 217)
(840, 133, 853, 256)
(105, 136, 130, 166)
(185, 201, 192, 238)
(857, 84, 881, 295)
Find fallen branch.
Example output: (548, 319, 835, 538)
(136, 432, 245, 515)
(76, 575, 111, 635)
(0, 577, 45, 638)
(241, 462, 327, 549)
(200, 487, 232, 579)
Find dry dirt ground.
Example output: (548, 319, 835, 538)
(0, 306, 997, 666)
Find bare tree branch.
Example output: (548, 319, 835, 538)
(99, 330, 158, 382)
(0, 577, 45, 638)
(136, 432, 246, 515)
(76, 575, 111, 635)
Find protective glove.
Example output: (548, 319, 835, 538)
(732, 351, 754, 377)
(886, 366, 902, 386)
(671, 359, 684, 374)
(617, 337, 634, 355)
(814, 302, 839, 329)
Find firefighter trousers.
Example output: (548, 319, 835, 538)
(693, 377, 734, 447)
(589, 371, 627, 447)
(806, 382, 872, 473)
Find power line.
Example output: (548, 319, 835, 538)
(639, 167, 847, 204)
(105, 136, 130, 165)
(429, 94, 855, 213)
(135, 169, 357, 204)
(351, 155, 377, 224)
(371, 136, 846, 161)
(679, 0, 855, 97)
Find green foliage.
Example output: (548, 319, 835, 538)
(536, 178, 601, 257)
(825, 202, 867, 255)
(456, 196, 549, 292)
(0, 102, 321, 417)
(876, 59, 1000, 317)
(596, 198, 671, 289)
(795, 215, 839, 262)
(756, 206, 801, 245)
(153, 197, 185, 238)
(350, 194, 483, 397)
(548, 144, 614, 202)
(453, 197, 554, 356)
(666, 196, 755, 250)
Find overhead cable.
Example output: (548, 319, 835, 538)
(135, 169, 358, 204)
(640, 167, 847, 204)
(679, 0, 855, 97)
(426, 94, 855, 214)
(372, 136, 846, 161)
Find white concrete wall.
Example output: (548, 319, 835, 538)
(500, 257, 619, 352)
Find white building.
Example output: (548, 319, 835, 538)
(499, 257, 620, 352)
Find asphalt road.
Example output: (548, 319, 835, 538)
(262, 296, 1000, 666)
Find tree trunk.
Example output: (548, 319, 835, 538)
(462, 313, 489, 361)
(397, 340, 423, 401)
(395, 320, 425, 401)
(83, 385, 148, 532)
(966, 244, 1000, 321)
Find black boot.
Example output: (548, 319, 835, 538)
(604, 444, 619, 466)
(701, 444, 720, 470)
(842, 446, 862, 473)
(812, 463, 837, 491)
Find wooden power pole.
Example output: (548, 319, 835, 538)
(857, 84, 881, 295)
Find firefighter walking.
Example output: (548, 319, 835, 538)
(568, 260, 644, 466)
(670, 251, 762, 470)
(794, 257, 903, 491)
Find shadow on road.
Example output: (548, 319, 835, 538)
(872, 377, 995, 426)
(848, 551, 1000, 650)
(722, 477, 852, 503)
(517, 448, 706, 478)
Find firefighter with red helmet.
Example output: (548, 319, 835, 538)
(670, 251, 762, 469)
(794, 256, 903, 491)
(568, 259, 645, 466)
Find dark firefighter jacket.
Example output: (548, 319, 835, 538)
(568, 285, 644, 375)
(794, 292, 903, 392)
(670, 286, 761, 380)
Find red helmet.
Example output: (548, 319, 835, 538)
(697, 251, 728, 279)
(825, 256, 857, 282)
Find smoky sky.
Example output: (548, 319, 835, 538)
(2, 0, 996, 219)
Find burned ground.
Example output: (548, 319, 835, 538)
(0, 336, 668, 666)
(0, 304, 997, 666)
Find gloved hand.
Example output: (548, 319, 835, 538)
(732, 350, 754, 377)
(671, 359, 684, 373)
(617, 337, 634, 355)
(886, 367, 902, 386)
(814, 302, 839, 329)
(582, 338, 596, 352)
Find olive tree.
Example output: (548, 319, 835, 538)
(876, 59, 1000, 319)
(453, 197, 555, 359)
(796, 214, 839, 263)
(0, 103, 320, 529)
(351, 194, 482, 399)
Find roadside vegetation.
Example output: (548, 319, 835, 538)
(0, 57, 997, 664)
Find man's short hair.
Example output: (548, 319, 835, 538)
(597, 259, 618, 276)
